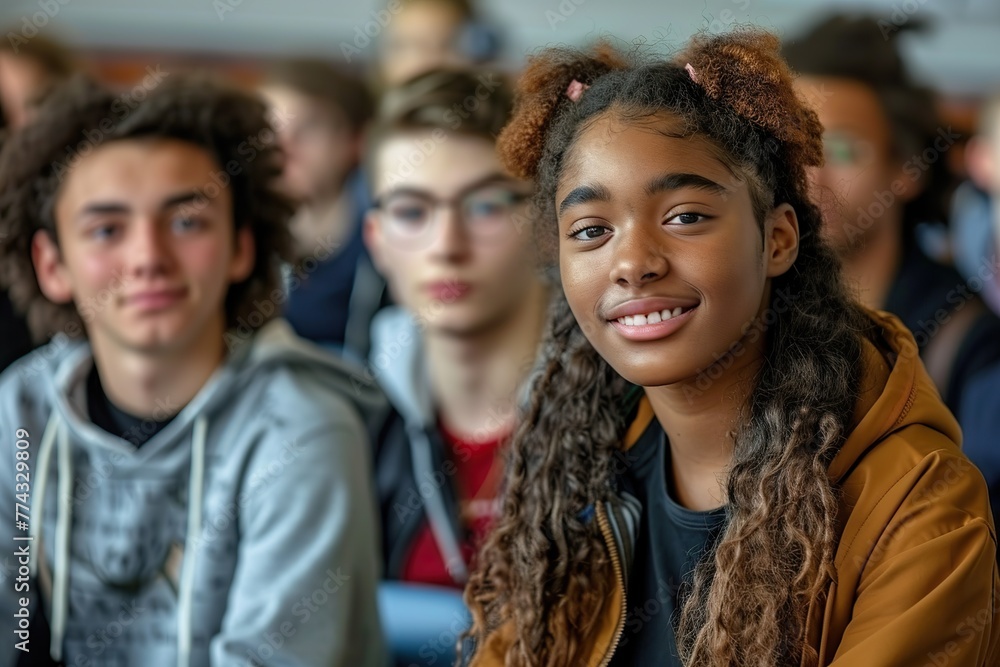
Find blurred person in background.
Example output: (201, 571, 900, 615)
(0, 33, 76, 375)
(783, 14, 1000, 415)
(376, 0, 500, 89)
(260, 59, 387, 360)
(0, 33, 75, 131)
(0, 74, 386, 666)
(956, 93, 1000, 542)
(363, 68, 548, 665)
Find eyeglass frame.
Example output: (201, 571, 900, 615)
(370, 174, 532, 247)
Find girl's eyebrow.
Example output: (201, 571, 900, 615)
(644, 172, 728, 197)
(558, 184, 612, 216)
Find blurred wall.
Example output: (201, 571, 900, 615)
(0, 0, 998, 95)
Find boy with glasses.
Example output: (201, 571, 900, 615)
(362, 69, 547, 665)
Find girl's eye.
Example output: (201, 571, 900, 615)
(668, 212, 707, 225)
(570, 225, 609, 241)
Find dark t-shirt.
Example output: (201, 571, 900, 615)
(86, 364, 176, 446)
(609, 419, 727, 667)
(0, 288, 33, 374)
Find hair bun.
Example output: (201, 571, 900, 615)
(679, 29, 824, 171)
(497, 42, 627, 180)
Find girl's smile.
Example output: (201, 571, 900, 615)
(605, 297, 699, 341)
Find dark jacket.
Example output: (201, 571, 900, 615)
(369, 307, 469, 585)
(283, 169, 388, 362)
(886, 238, 1000, 413)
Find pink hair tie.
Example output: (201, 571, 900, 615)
(565, 79, 590, 102)
(685, 63, 700, 84)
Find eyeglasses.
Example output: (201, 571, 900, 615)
(373, 182, 531, 248)
(822, 131, 880, 169)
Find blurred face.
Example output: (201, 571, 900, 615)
(796, 76, 911, 255)
(0, 53, 52, 129)
(261, 85, 358, 202)
(366, 132, 536, 337)
(380, 0, 468, 86)
(34, 139, 254, 356)
(556, 112, 797, 388)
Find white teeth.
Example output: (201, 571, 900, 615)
(615, 306, 691, 327)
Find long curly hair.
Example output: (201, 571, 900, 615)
(464, 30, 874, 666)
(0, 73, 294, 342)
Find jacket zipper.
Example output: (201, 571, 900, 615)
(595, 503, 627, 667)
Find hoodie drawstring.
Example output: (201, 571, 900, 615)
(29, 412, 68, 661)
(29, 412, 209, 667)
(52, 417, 73, 662)
(177, 415, 207, 667)
(408, 426, 468, 583)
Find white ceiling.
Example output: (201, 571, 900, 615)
(1, 0, 998, 95)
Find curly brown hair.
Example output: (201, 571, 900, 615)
(0, 73, 295, 342)
(465, 30, 874, 666)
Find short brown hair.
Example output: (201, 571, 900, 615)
(263, 59, 374, 134)
(0, 33, 76, 78)
(0, 73, 295, 342)
(365, 67, 512, 178)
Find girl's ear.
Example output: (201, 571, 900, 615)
(765, 203, 799, 278)
(31, 230, 74, 304)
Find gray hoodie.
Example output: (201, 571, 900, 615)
(0, 319, 387, 667)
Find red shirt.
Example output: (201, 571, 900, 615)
(400, 419, 506, 588)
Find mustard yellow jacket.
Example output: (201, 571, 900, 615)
(467, 310, 1000, 666)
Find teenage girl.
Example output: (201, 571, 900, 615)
(462, 30, 999, 667)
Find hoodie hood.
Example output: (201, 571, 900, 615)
(41, 318, 383, 463)
(369, 306, 435, 428)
